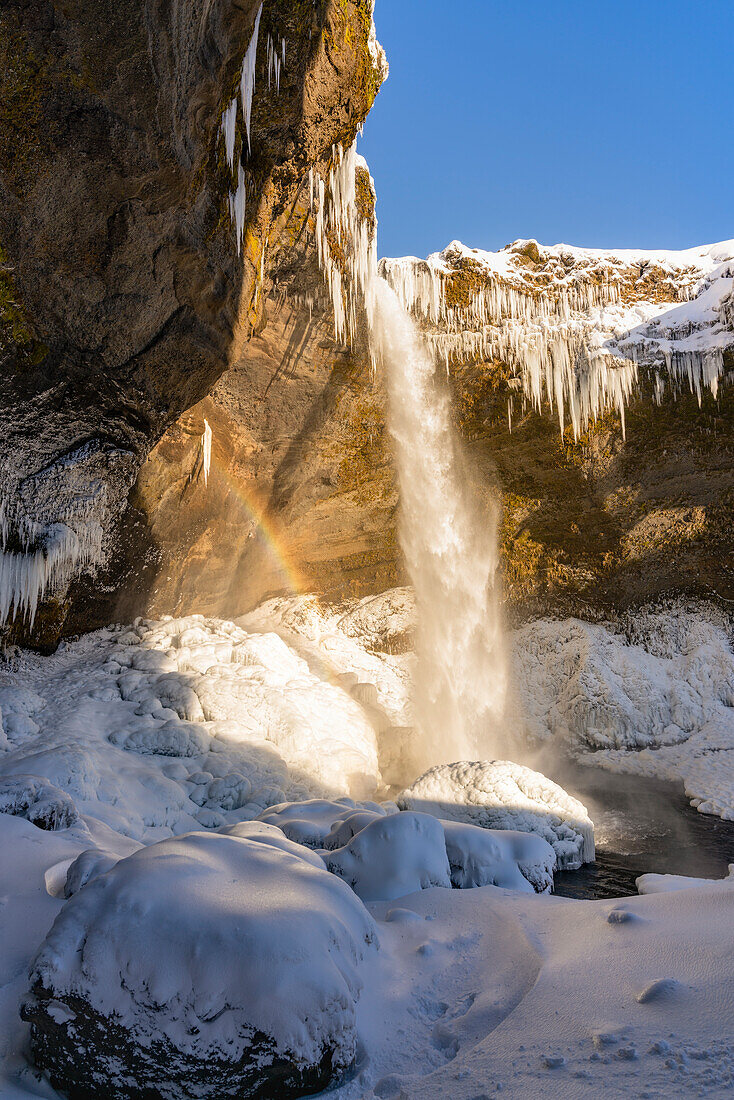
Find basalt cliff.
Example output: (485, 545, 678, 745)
(0, 3, 732, 649)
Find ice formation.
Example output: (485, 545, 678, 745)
(240, 3, 263, 154)
(512, 603, 734, 820)
(266, 33, 285, 91)
(218, 4, 263, 251)
(398, 760, 595, 870)
(371, 281, 507, 773)
(0, 440, 136, 628)
(380, 239, 734, 438)
(310, 145, 378, 346)
(199, 419, 212, 486)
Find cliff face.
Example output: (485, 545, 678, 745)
(0, 0, 384, 646)
(132, 236, 734, 628)
(1, 3, 731, 642)
(384, 239, 734, 618)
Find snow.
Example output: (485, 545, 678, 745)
(442, 820, 555, 893)
(324, 883, 734, 1099)
(23, 824, 377, 1094)
(321, 811, 452, 902)
(512, 602, 734, 821)
(636, 865, 734, 894)
(0, 614, 383, 848)
(1, 590, 734, 1097)
(399, 760, 595, 870)
(259, 797, 396, 849)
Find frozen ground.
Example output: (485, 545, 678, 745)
(0, 588, 733, 1096)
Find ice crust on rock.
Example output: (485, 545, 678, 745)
(23, 824, 377, 1100)
(513, 603, 734, 821)
(398, 760, 595, 870)
(0, 440, 137, 627)
(0, 774, 78, 831)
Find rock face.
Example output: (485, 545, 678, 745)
(22, 825, 377, 1100)
(1, 0, 731, 643)
(126, 235, 734, 629)
(0, 0, 385, 645)
(378, 239, 734, 619)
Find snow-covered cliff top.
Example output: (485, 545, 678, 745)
(379, 238, 734, 439)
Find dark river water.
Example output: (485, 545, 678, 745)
(548, 765, 734, 900)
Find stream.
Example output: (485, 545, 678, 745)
(551, 765, 734, 899)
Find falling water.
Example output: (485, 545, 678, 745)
(370, 279, 509, 776)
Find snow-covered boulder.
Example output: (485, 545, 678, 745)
(442, 821, 556, 894)
(398, 761, 595, 870)
(258, 797, 394, 849)
(321, 811, 451, 902)
(22, 824, 377, 1100)
(63, 844, 142, 898)
(0, 774, 78, 830)
(115, 718, 211, 758)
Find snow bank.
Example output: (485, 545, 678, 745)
(398, 760, 595, 870)
(513, 603, 734, 820)
(636, 865, 734, 894)
(23, 824, 377, 1100)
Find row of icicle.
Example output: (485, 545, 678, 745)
(219, 5, 287, 255)
(379, 256, 733, 440)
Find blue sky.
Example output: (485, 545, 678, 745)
(360, 0, 734, 259)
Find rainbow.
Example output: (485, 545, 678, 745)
(208, 451, 308, 598)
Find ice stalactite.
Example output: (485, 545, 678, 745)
(228, 163, 247, 255)
(309, 144, 378, 347)
(199, 420, 212, 487)
(370, 280, 508, 776)
(220, 97, 238, 172)
(218, 3, 263, 251)
(0, 523, 102, 630)
(240, 3, 263, 154)
(0, 441, 136, 629)
(266, 34, 285, 91)
(380, 243, 734, 439)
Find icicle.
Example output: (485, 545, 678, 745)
(220, 97, 238, 171)
(228, 163, 247, 254)
(199, 420, 212, 487)
(309, 142, 378, 346)
(240, 3, 263, 154)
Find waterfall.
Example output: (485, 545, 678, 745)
(370, 279, 509, 777)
